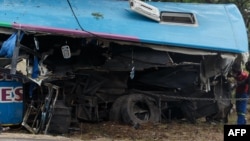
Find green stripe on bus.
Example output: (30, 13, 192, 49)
(0, 22, 12, 28)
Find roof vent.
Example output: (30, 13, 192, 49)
(129, 0, 196, 25)
(160, 11, 196, 24)
(129, 0, 160, 22)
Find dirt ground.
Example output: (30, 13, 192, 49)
(1, 120, 224, 141)
(72, 120, 224, 141)
(1, 105, 250, 141)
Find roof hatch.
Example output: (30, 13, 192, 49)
(129, 0, 197, 25)
(160, 11, 196, 24)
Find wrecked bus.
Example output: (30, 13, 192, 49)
(0, 0, 249, 134)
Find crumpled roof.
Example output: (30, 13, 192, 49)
(0, 0, 248, 53)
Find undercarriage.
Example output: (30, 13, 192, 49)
(0, 32, 238, 134)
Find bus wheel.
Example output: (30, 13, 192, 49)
(109, 95, 128, 122)
(121, 94, 160, 125)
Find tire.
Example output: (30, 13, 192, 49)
(47, 100, 71, 134)
(109, 95, 128, 122)
(121, 94, 160, 125)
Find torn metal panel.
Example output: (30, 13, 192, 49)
(0, 0, 248, 131)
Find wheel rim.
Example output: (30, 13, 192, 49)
(132, 101, 150, 121)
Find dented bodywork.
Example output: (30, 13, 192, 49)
(0, 0, 249, 134)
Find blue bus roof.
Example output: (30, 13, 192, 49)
(0, 0, 248, 53)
